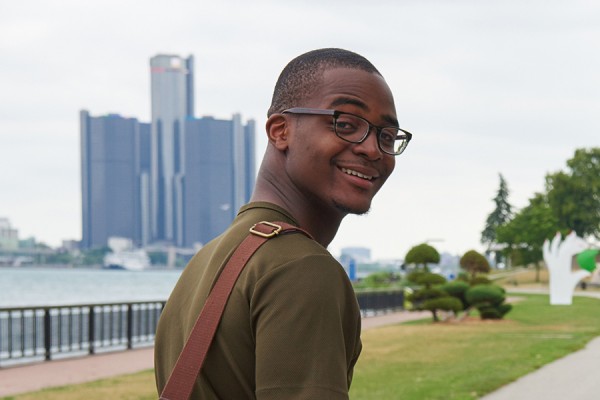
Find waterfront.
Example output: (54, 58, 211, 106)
(0, 267, 182, 308)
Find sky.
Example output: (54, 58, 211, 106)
(1, 0, 599, 260)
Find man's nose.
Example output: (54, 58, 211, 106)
(352, 128, 382, 160)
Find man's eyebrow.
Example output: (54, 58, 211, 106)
(330, 97, 400, 126)
(381, 114, 399, 127)
(329, 97, 369, 110)
(330, 97, 399, 127)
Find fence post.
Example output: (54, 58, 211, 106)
(88, 306, 95, 355)
(127, 304, 133, 349)
(44, 309, 51, 361)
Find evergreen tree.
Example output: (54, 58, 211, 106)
(481, 173, 513, 250)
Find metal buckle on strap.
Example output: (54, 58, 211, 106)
(249, 221, 282, 238)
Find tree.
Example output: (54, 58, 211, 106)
(406, 272, 460, 322)
(545, 148, 599, 239)
(405, 243, 440, 271)
(481, 174, 513, 251)
(81, 247, 110, 265)
(460, 250, 490, 279)
(496, 193, 559, 281)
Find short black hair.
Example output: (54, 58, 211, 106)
(267, 48, 382, 117)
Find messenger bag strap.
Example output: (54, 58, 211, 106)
(159, 221, 313, 400)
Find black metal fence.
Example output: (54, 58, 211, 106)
(0, 301, 164, 367)
(357, 290, 405, 317)
(0, 291, 403, 367)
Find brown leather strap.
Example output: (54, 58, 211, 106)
(159, 221, 312, 400)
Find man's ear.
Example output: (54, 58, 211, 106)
(265, 114, 289, 151)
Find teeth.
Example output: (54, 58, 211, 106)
(341, 168, 373, 180)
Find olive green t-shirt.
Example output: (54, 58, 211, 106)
(155, 202, 362, 399)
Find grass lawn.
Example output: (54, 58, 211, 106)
(350, 293, 600, 399)
(3, 293, 600, 400)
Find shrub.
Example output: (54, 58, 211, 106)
(408, 287, 447, 303)
(361, 272, 397, 288)
(465, 284, 505, 307)
(423, 297, 463, 321)
(460, 250, 491, 278)
(440, 281, 470, 309)
(406, 270, 426, 285)
(407, 271, 446, 288)
(456, 271, 470, 282)
(470, 275, 492, 286)
(479, 303, 513, 319)
(465, 284, 512, 320)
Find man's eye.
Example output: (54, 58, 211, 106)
(379, 130, 396, 145)
(336, 121, 356, 131)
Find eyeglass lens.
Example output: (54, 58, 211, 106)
(334, 114, 407, 154)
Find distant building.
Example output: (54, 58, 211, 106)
(61, 240, 81, 252)
(340, 246, 372, 264)
(80, 111, 150, 248)
(0, 218, 19, 250)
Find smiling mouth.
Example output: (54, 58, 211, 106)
(341, 167, 374, 181)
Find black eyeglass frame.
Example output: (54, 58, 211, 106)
(281, 107, 413, 156)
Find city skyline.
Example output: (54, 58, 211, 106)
(80, 54, 255, 249)
(1, 1, 599, 259)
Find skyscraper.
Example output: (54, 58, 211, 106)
(80, 111, 150, 248)
(149, 55, 194, 245)
(183, 115, 255, 247)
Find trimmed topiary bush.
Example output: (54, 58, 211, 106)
(423, 297, 463, 321)
(460, 250, 491, 278)
(406, 272, 457, 322)
(465, 284, 512, 320)
(405, 243, 441, 270)
(466, 284, 504, 306)
(408, 287, 447, 303)
(470, 275, 492, 286)
(440, 281, 470, 309)
(406, 270, 427, 285)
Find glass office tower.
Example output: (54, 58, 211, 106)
(150, 55, 194, 245)
(80, 111, 150, 248)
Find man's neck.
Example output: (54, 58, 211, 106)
(250, 175, 345, 248)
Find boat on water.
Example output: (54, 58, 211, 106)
(103, 237, 150, 271)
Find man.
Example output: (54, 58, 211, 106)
(155, 48, 411, 399)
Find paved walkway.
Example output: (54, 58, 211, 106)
(480, 336, 600, 400)
(0, 310, 430, 397)
(480, 289, 600, 400)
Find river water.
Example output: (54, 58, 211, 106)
(0, 267, 183, 308)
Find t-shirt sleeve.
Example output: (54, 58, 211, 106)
(250, 254, 361, 400)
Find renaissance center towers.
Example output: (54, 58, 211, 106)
(81, 54, 255, 250)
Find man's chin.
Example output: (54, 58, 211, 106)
(333, 200, 371, 216)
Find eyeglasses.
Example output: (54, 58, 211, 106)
(282, 107, 412, 156)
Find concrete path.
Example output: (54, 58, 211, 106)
(0, 310, 430, 397)
(480, 289, 600, 400)
(481, 336, 600, 400)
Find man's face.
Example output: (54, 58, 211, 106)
(284, 68, 397, 216)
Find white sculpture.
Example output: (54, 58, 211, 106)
(543, 232, 590, 305)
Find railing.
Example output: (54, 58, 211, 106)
(0, 301, 164, 367)
(0, 291, 404, 367)
(356, 289, 404, 317)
